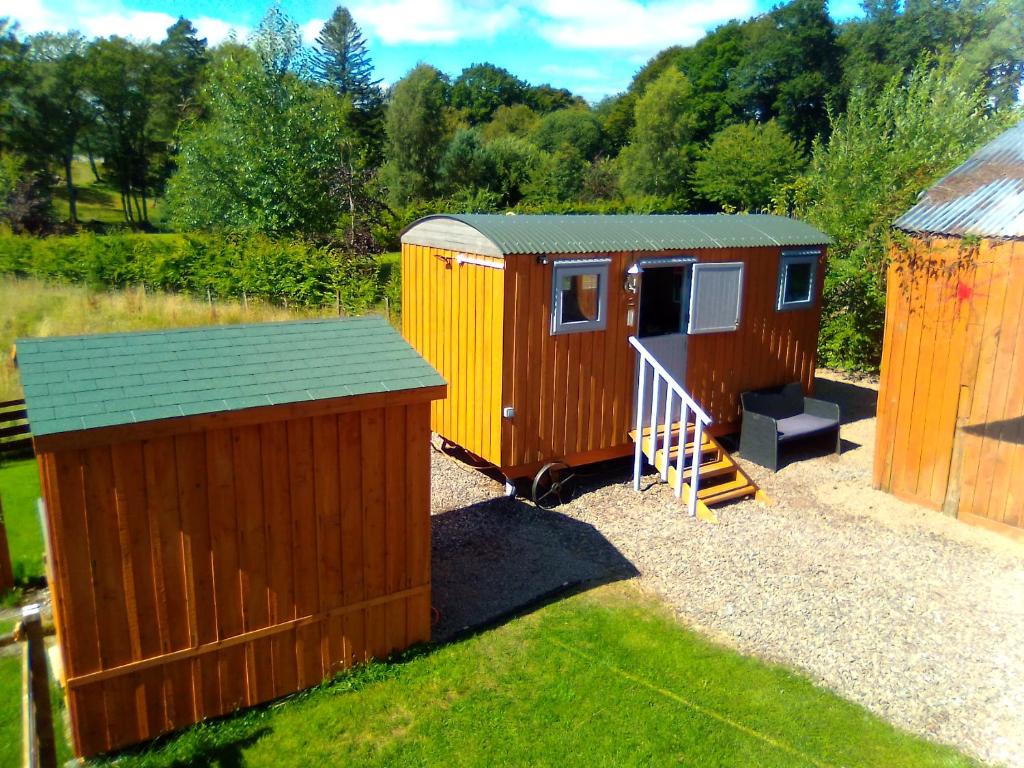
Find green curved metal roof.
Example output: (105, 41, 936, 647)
(401, 213, 830, 255)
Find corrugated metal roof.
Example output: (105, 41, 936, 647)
(895, 120, 1024, 239)
(17, 317, 445, 437)
(403, 213, 830, 255)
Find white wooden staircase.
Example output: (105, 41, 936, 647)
(629, 337, 761, 521)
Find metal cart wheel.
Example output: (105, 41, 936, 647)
(531, 461, 577, 510)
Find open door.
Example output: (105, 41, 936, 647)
(634, 262, 692, 426)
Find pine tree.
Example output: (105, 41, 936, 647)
(312, 7, 381, 112)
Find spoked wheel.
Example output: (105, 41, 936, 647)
(531, 461, 578, 510)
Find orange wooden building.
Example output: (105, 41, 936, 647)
(875, 121, 1024, 540)
(16, 317, 445, 757)
(401, 213, 830, 514)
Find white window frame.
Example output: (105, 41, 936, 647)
(776, 249, 820, 311)
(687, 261, 744, 335)
(550, 258, 611, 335)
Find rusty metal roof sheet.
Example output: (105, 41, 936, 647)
(402, 213, 830, 255)
(894, 120, 1024, 239)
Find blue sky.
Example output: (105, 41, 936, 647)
(3, 0, 863, 100)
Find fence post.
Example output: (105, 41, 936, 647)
(0, 498, 13, 594)
(20, 604, 57, 768)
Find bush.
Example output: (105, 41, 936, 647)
(0, 231, 395, 313)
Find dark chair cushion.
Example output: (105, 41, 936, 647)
(776, 413, 839, 441)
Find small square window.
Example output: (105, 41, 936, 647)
(777, 251, 819, 311)
(551, 259, 610, 334)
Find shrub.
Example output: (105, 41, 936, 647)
(0, 232, 395, 313)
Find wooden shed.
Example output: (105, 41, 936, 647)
(401, 213, 830, 514)
(875, 120, 1024, 541)
(16, 317, 445, 757)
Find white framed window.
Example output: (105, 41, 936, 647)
(776, 250, 820, 311)
(688, 262, 744, 334)
(550, 258, 610, 335)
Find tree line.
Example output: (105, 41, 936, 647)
(0, 0, 1021, 369)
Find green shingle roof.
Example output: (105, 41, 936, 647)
(17, 317, 444, 437)
(402, 213, 830, 255)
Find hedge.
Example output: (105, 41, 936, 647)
(0, 232, 397, 314)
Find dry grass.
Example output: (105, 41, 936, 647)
(0, 277, 326, 401)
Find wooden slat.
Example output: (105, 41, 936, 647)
(65, 585, 430, 689)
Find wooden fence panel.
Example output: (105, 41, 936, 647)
(38, 399, 434, 757)
(0, 399, 33, 460)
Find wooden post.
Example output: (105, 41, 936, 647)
(0, 498, 13, 594)
(20, 604, 57, 768)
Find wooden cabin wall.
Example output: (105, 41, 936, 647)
(499, 247, 825, 476)
(36, 400, 433, 757)
(685, 247, 825, 428)
(874, 238, 1024, 537)
(402, 243, 504, 465)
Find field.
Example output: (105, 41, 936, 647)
(0, 458, 43, 584)
(93, 584, 975, 768)
(0, 277, 329, 401)
(51, 160, 165, 228)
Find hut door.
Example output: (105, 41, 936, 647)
(636, 265, 691, 425)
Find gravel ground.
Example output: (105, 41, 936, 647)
(429, 370, 1024, 768)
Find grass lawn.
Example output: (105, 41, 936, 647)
(0, 647, 74, 766)
(97, 585, 976, 768)
(0, 458, 43, 585)
(52, 160, 166, 227)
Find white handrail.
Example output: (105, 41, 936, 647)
(629, 336, 712, 516)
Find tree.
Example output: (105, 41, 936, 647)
(595, 93, 635, 154)
(530, 108, 604, 161)
(733, 0, 842, 148)
(450, 63, 526, 125)
(793, 56, 1013, 370)
(525, 83, 584, 113)
(381, 64, 450, 207)
(0, 19, 27, 149)
(166, 45, 356, 237)
(618, 68, 696, 203)
(14, 32, 90, 222)
(693, 121, 806, 211)
(84, 36, 163, 224)
(250, 5, 305, 76)
(313, 7, 382, 108)
(439, 128, 495, 195)
(481, 104, 538, 142)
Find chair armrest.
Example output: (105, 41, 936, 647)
(739, 411, 780, 470)
(803, 397, 840, 423)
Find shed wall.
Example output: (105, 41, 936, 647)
(499, 247, 825, 474)
(874, 237, 1024, 537)
(38, 399, 433, 757)
(401, 243, 504, 465)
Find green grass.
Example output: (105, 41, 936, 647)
(0, 645, 74, 766)
(0, 458, 44, 585)
(52, 160, 165, 227)
(0, 652, 22, 767)
(96, 585, 976, 768)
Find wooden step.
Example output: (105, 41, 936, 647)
(641, 433, 715, 459)
(696, 475, 757, 504)
(628, 422, 694, 443)
(654, 451, 732, 481)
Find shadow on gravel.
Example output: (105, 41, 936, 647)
(813, 376, 878, 425)
(430, 494, 638, 643)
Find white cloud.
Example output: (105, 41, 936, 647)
(0, 0, 248, 44)
(194, 16, 250, 46)
(301, 18, 324, 45)
(350, 0, 520, 44)
(528, 0, 756, 50)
